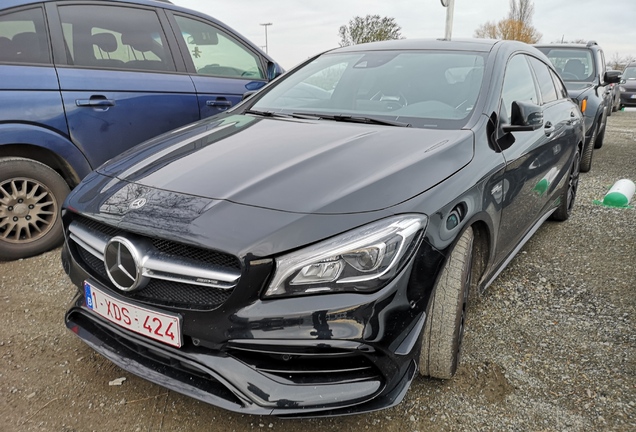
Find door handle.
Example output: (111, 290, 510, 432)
(544, 121, 555, 136)
(75, 96, 115, 107)
(206, 98, 232, 108)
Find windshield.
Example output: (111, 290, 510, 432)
(623, 67, 636, 80)
(251, 50, 486, 129)
(538, 48, 596, 82)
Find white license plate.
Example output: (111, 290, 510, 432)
(84, 281, 182, 348)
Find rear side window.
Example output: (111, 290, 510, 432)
(550, 70, 568, 99)
(0, 8, 50, 64)
(528, 57, 558, 104)
(173, 15, 264, 79)
(58, 5, 175, 72)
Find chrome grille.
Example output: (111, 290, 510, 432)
(69, 215, 240, 310)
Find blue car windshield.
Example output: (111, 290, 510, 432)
(252, 50, 486, 129)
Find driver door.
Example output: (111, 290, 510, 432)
(167, 13, 269, 119)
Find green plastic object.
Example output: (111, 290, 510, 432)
(603, 192, 629, 208)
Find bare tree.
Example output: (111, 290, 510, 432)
(474, 0, 542, 43)
(474, 21, 499, 39)
(606, 53, 636, 71)
(609, 52, 623, 70)
(338, 15, 402, 47)
(553, 38, 587, 44)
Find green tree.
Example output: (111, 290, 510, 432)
(338, 15, 402, 47)
(474, 0, 542, 43)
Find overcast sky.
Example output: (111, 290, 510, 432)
(171, 0, 635, 69)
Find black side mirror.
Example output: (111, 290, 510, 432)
(604, 70, 621, 84)
(503, 101, 543, 133)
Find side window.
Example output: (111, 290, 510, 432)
(0, 7, 50, 64)
(174, 15, 264, 79)
(550, 70, 568, 99)
(58, 5, 175, 72)
(528, 57, 558, 104)
(501, 54, 539, 123)
(598, 50, 606, 79)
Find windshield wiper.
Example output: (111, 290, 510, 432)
(244, 109, 292, 119)
(293, 112, 410, 127)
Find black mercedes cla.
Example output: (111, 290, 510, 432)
(62, 39, 584, 416)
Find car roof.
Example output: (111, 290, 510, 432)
(535, 42, 601, 51)
(332, 38, 500, 54)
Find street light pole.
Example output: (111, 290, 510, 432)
(441, 0, 455, 40)
(260, 22, 272, 54)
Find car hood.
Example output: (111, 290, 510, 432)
(97, 114, 474, 214)
(564, 82, 593, 99)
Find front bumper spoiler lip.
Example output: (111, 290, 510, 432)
(65, 300, 416, 416)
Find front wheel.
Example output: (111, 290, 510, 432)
(579, 126, 596, 173)
(594, 117, 606, 149)
(0, 157, 70, 260)
(418, 226, 474, 379)
(550, 150, 580, 221)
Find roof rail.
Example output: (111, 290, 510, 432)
(586, 40, 598, 47)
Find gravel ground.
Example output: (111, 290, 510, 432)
(1, 111, 635, 432)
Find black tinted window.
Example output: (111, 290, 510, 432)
(0, 7, 50, 64)
(528, 57, 558, 104)
(58, 5, 174, 72)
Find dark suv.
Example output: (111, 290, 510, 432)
(0, 0, 282, 260)
(535, 41, 621, 172)
(618, 62, 636, 109)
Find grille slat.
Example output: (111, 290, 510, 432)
(71, 215, 239, 311)
(228, 347, 383, 386)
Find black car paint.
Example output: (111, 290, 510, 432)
(62, 39, 584, 416)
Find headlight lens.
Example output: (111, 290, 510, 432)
(264, 215, 427, 298)
(619, 86, 626, 92)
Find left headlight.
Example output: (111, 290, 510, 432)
(264, 215, 427, 298)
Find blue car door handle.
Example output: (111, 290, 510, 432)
(75, 96, 115, 107)
(206, 98, 232, 108)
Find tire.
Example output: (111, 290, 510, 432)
(594, 116, 606, 149)
(550, 149, 580, 221)
(0, 157, 70, 260)
(419, 226, 474, 379)
(579, 126, 596, 173)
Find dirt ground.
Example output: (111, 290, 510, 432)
(1, 111, 635, 431)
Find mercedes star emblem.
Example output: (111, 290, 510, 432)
(129, 198, 147, 210)
(104, 237, 147, 291)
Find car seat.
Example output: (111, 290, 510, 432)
(564, 59, 585, 80)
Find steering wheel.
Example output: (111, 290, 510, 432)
(561, 71, 578, 80)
